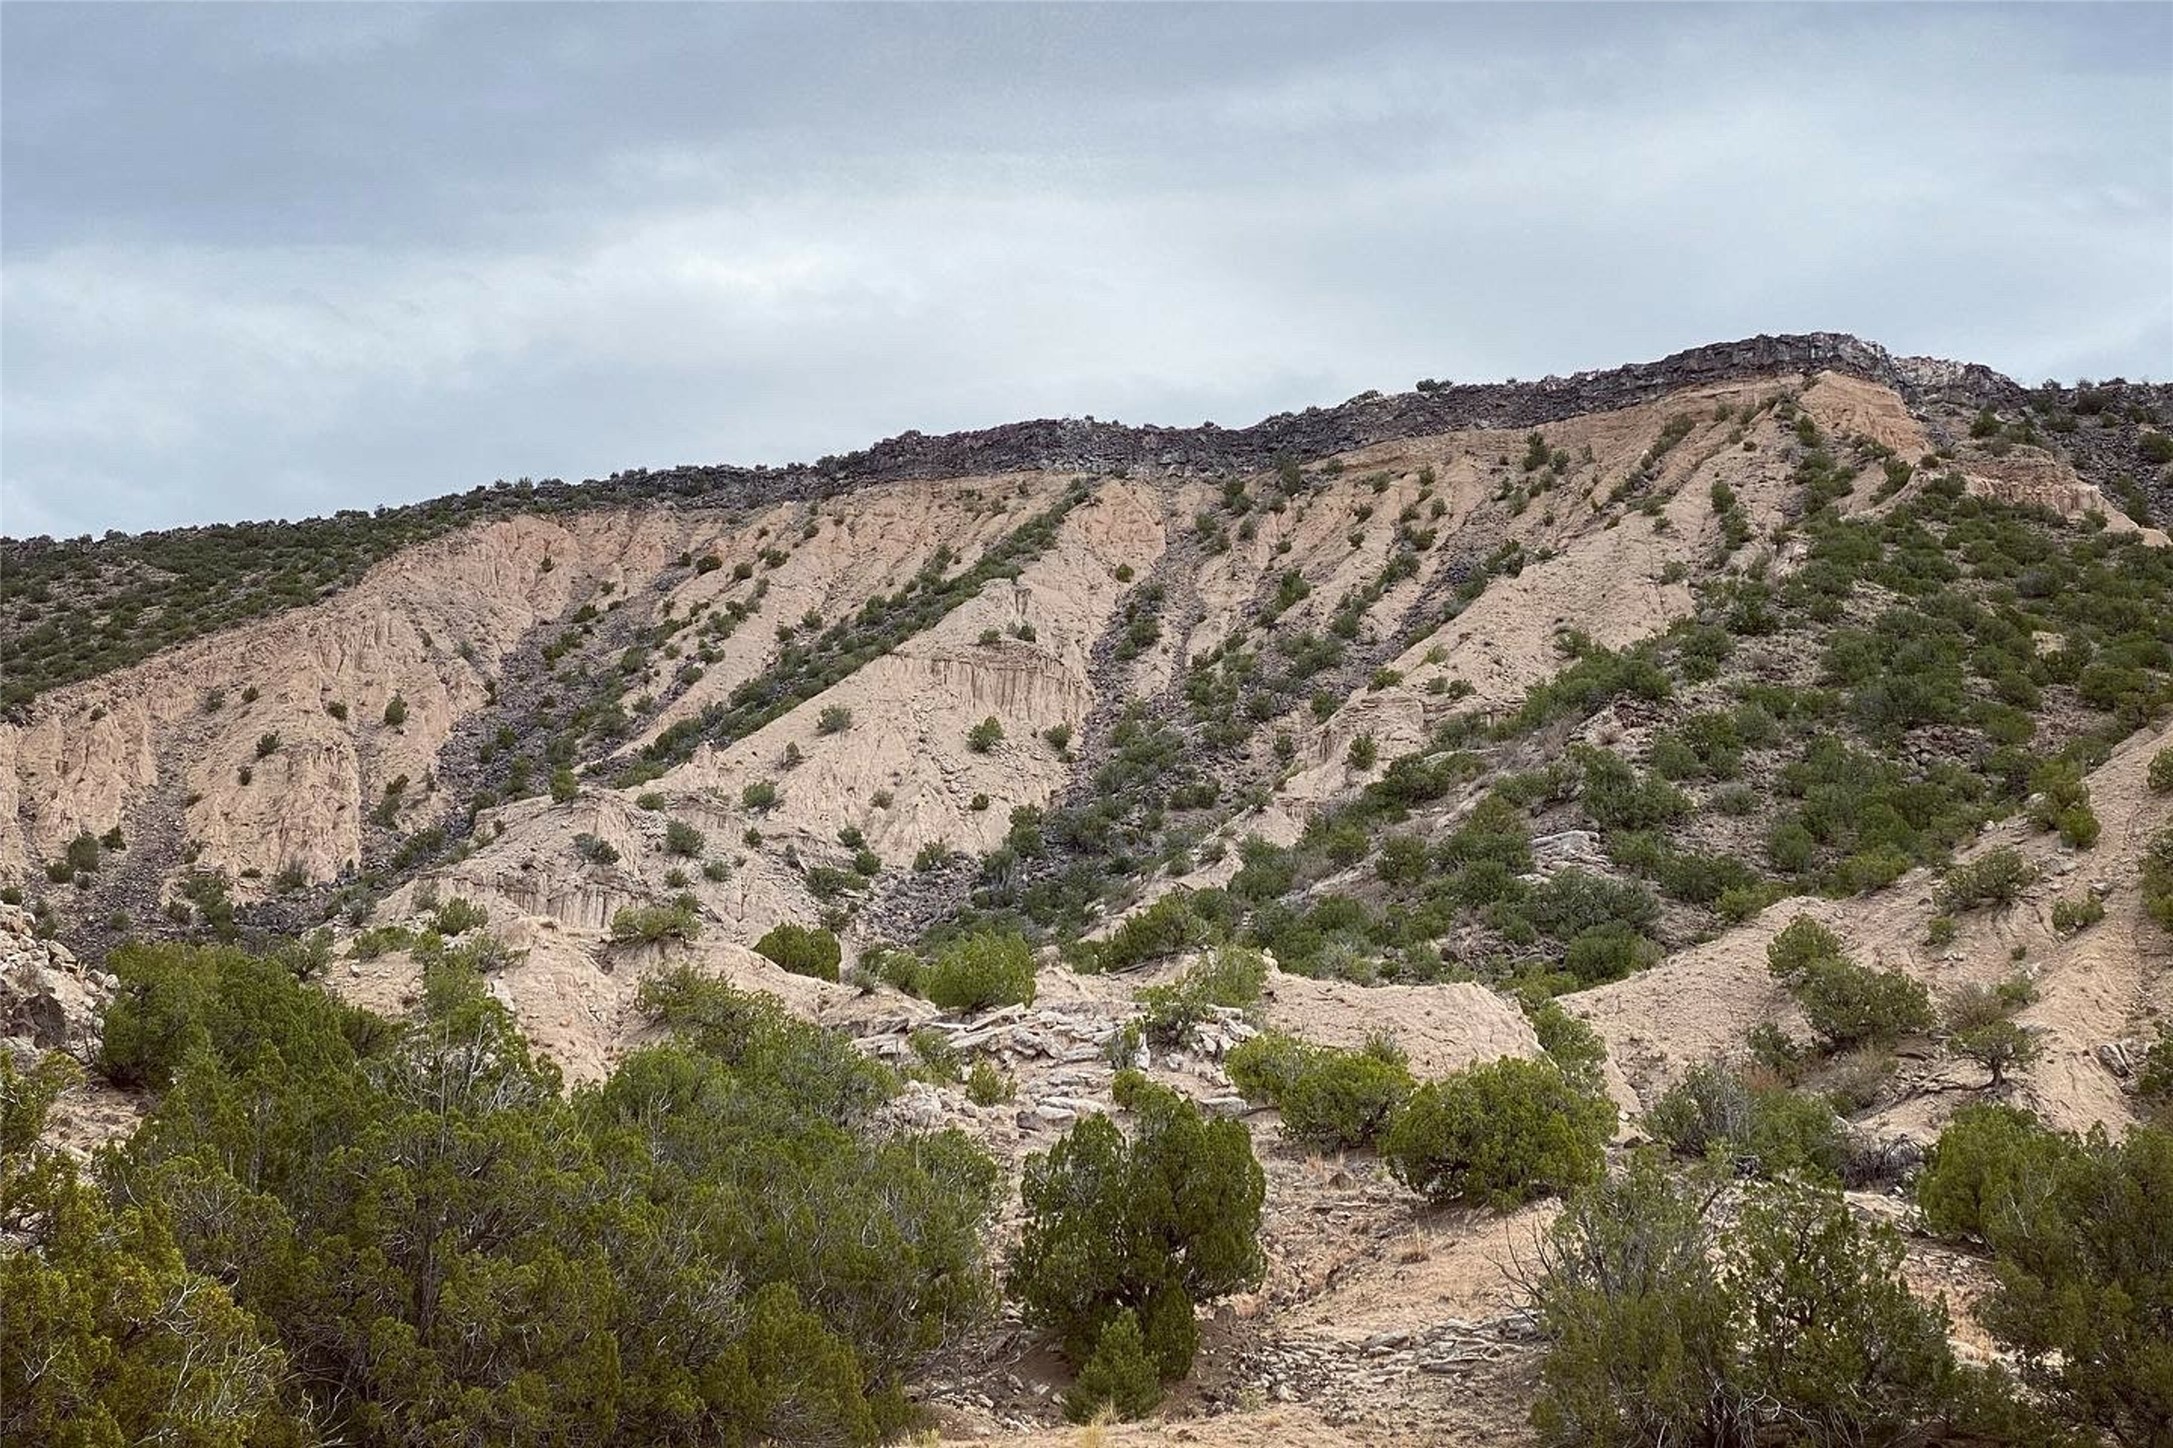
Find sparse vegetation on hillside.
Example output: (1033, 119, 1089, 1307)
(624, 483, 1089, 778)
(9, 358, 2173, 1446)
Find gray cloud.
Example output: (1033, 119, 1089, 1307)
(4, 2, 2168, 537)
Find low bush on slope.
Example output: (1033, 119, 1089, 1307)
(1010, 1072, 1266, 1423)
(1528, 1155, 2072, 1448)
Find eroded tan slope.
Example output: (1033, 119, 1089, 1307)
(9, 369, 2159, 1115)
(12, 360, 2172, 1448)
(1, 510, 694, 883)
(1572, 719, 2173, 1138)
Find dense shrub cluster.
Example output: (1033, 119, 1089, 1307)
(1530, 1156, 2056, 1447)
(1916, 1106, 2173, 1444)
(2, 1053, 308, 1444)
(28, 947, 1003, 1446)
(921, 929, 1038, 1012)
(1380, 1055, 1616, 1208)
(1644, 1061, 1847, 1180)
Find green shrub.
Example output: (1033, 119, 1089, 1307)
(2144, 826, 2173, 930)
(663, 818, 706, 857)
(1576, 748, 1690, 830)
(73, 947, 1003, 1447)
(61, 830, 101, 876)
(1645, 1062, 1846, 1181)
(573, 832, 620, 865)
(1516, 869, 1660, 944)
(923, 930, 1037, 1012)
(1941, 979, 2041, 1088)
(609, 901, 701, 944)
(1010, 1076, 1264, 1388)
(1562, 923, 1661, 986)
(1226, 1029, 1313, 1104)
(1520, 997, 1612, 1095)
(382, 693, 407, 727)
(1936, 849, 2036, 913)
(965, 1060, 1014, 1106)
(2051, 894, 2104, 935)
(1918, 1104, 2072, 1242)
(1096, 892, 1222, 974)
(752, 922, 842, 982)
(1226, 1031, 1414, 1150)
(1043, 722, 1073, 751)
(967, 717, 1004, 753)
(1181, 943, 1268, 1007)
(2148, 746, 2173, 795)
(1275, 1044, 1413, 1150)
(2134, 1027, 2173, 1106)
(1381, 1056, 1614, 1207)
(636, 791, 666, 810)
(818, 705, 852, 735)
(1949, 1016, 2040, 1089)
(432, 897, 489, 936)
(254, 731, 280, 758)
(1346, 733, 1379, 770)
(1916, 1108, 2171, 1442)
(1133, 946, 1267, 1047)
(1528, 1156, 1737, 1446)
(1794, 956, 1933, 1052)
(549, 766, 578, 802)
(0, 1056, 309, 1446)
(741, 779, 780, 811)
(98, 941, 373, 1092)
(1766, 915, 1846, 982)
(1062, 1309, 1163, 1422)
(1503, 640, 1672, 734)
(2028, 759, 2099, 848)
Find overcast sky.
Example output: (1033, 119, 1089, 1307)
(3, 3, 2168, 538)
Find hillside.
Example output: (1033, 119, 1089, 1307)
(6, 333, 2172, 1447)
